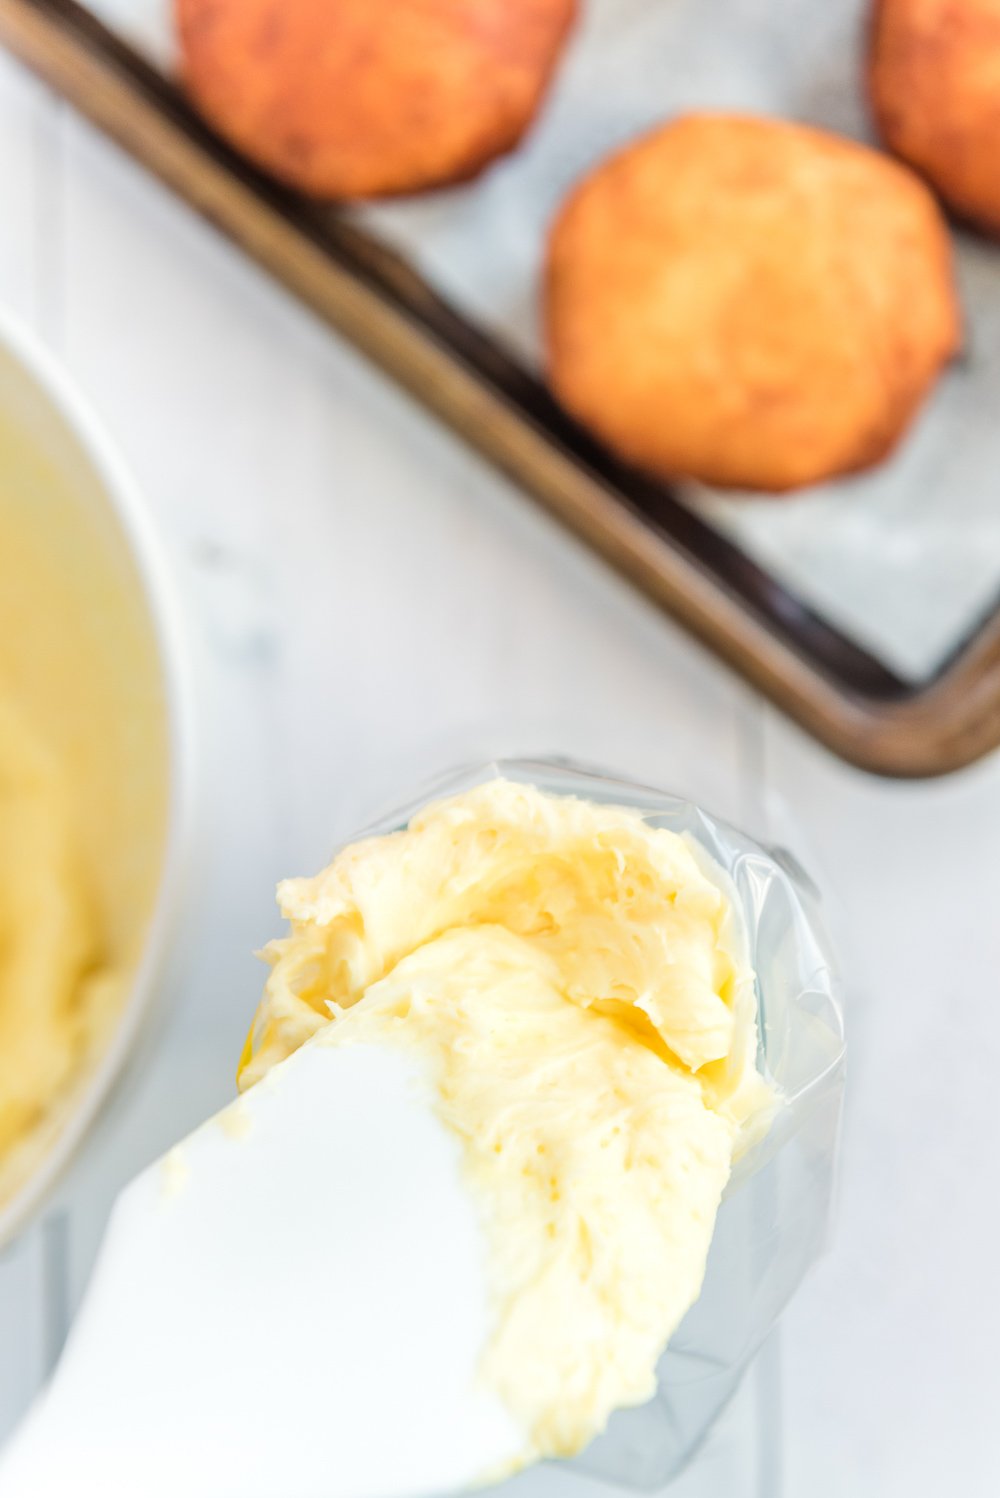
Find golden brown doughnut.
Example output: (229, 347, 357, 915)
(176, 0, 578, 199)
(870, 0, 1000, 237)
(545, 114, 961, 493)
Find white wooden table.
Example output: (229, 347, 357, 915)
(1, 47, 999, 1498)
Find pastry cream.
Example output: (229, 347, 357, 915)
(239, 779, 773, 1463)
(0, 420, 168, 1210)
(0, 694, 103, 1160)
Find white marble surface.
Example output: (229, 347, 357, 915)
(0, 41, 998, 1498)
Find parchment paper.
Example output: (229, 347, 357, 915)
(89, 0, 1000, 682)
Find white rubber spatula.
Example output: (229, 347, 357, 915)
(0, 1040, 526, 1498)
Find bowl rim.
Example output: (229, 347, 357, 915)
(0, 304, 196, 1247)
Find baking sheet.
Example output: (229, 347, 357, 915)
(90, 0, 1000, 683)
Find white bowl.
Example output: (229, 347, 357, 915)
(0, 307, 193, 1246)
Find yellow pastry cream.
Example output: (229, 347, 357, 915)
(239, 779, 775, 1464)
(0, 694, 103, 1161)
(0, 418, 168, 1211)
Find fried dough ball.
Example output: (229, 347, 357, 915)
(544, 114, 961, 494)
(176, 0, 578, 199)
(870, 0, 1000, 236)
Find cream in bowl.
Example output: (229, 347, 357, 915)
(0, 310, 189, 1242)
